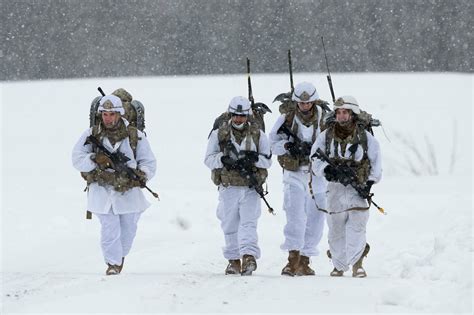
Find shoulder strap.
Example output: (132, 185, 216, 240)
(248, 124, 261, 151)
(325, 126, 334, 156)
(357, 125, 368, 157)
(284, 110, 295, 128)
(91, 125, 100, 137)
(283, 110, 298, 137)
(217, 122, 231, 152)
(127, 125, 141, 157)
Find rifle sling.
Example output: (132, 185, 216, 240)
(316, 203, 371, 215)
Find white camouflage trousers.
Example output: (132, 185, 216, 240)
(95, 210, 141, 266)
(281, 170, 326, 257)
(327, 210, 369, 271)
(216, 186, 261, 260)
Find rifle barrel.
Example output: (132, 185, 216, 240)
(288, 49, 294, 93)
(321, 36, 336, 103)
(246, 57, 254, 105)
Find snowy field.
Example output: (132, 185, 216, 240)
(1, 73, 472, 314)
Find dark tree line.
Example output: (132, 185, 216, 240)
(1, 0, 471, 81)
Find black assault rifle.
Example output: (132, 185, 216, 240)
(277, 123, 312, 158)
(85, 135, 159, 199)
(278, 123, 301, 146)
(312, 148, 385, 214)
(246, 58, 271, 127)
(226, 141, 275, 215)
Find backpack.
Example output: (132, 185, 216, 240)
(274, 91, 331, 128)
(208, 102, 271, 138)
(323, 109, 381, 135)
(89, 88, 146, 154)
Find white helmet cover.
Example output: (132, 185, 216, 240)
(228, 96, 251, 115)
(98, 95, 125, 115)
(292, 82, 319, 102)
(333, 95, 361, 115)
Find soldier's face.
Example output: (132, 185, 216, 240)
(297, 102, 313, 113)
(102, 111, 120, 128)
(231, 114, 248, 125)
(335, 109, 352, 123)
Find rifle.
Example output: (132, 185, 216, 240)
(85, 135, 160, 199)
(238, 157, 275, 215)
(288, 49, 294, 94)
(98, 87, 106, 97)
(246, 58, 271, 122)
(312, 148, 385, 214)
(272, 50, 295, 103)
(278, 122, 301, 145)
(247, 58, 255, 107)
(321, 36, 336, 103)
(225, 141, 275, 215)
(277, 122, 312, 158)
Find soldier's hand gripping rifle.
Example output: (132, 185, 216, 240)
(237, 154, 275, 215)
(225, 141, 275, 215)
(312, 148, 386, 214)
(278, 122, 301, 145)
(277, 123, 312, 158)
(85, 135, 159, 199)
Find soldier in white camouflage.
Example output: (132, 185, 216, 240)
(311, 96, 382, 278)
(269, 82, 328, 276)
(204, 96, 272, 276)
(72, 94, 156, 276)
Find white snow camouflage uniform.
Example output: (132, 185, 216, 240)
(311, 128, 382, 272)
(204, 122, 272, 260)
(269, 108, 327, 258)
(72, 118, 156, 266)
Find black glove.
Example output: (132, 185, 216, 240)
(243, 151, 259, 163)
(285, 142, 301, 157)
(300, 142, 312, 156)
(358, 180, 374, 198)
(221, 155, 237, 170)
(323, 165, 338, 182)
(235, 154, 257, 171)
(285, 141, 312, 157)
(335, 165, 356, 186)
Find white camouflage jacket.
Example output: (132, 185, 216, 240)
(72, 119, 157, 214)
(311, 128, 382, 213)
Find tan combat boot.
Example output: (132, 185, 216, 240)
(117, 257, 125, 273)
(352, 243, 370, 278)
(296, 255, 315, 276)
(225, 259, 241, 275)
(241, 254, 257, 276)
(281, 250, 300, 276)
(330, 268, 344, 277)
(105, 263, 120, 276)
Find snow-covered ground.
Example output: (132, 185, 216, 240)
(1, 73, 472, 314)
